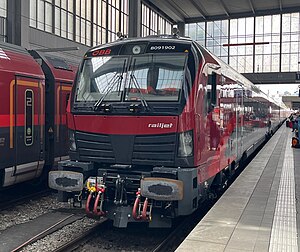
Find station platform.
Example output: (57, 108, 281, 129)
(176, 126, 299, 252)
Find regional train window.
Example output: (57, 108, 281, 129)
(25, 89, 34, 146)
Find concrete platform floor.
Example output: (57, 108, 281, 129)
(176, 126, 299, 252)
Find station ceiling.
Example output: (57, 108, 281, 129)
(148, 0, 300, 23)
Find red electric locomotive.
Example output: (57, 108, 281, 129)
(0, 42, 76, 188)
(49, 35, 286, 227)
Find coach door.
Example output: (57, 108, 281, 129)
(14, 77, 43, 177)
(54, 81, 72, 160)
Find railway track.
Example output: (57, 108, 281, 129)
(152, 202, 214, 252)
(53, 218, 108, 252)
(0, 132, 271, 252)
(1, 208, 98, 252)
(11, 214, 81, 252)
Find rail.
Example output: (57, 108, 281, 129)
(11, 214, 80, 252)
(152, 200, 214, 252)
(53, 218, 108, 252)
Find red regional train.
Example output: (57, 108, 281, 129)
(49, 34, 287, 228)
(0, 42, 76, 188)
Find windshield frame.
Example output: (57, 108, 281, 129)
(73, 53, 188, 105)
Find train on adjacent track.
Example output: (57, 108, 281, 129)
(49, 34, 288, 228)
(0, 42, 76, 188)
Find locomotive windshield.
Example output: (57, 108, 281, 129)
(75, 54, 187, 103)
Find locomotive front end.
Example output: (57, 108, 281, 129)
(49, 37, 201, 227)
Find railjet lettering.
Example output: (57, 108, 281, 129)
(148, 123, 173, 129)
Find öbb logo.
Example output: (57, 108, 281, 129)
(92, 49, 111, 56)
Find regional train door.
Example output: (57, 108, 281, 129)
(54, 81, 72, 161)
(14, 76, 43, 180)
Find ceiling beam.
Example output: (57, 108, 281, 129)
(248, 0, 256, 15)
(189, 0, 207, 20)
(163, 0, 188, 21)
(243, 72, 299, 84)
(185, 6, 300, 23)
(219, 0, 230, 17)
(143, 0, 176, 23)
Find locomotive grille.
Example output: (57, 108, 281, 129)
(76, 131, 116, 163)
(75, 131, 176, 166)
(132, 134, 176, 166)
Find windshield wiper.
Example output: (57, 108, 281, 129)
(94, 59, 127, 111)
(93, 72, 119, 110)
(117, 59, 127, 96)
(127, 59, 151, 111)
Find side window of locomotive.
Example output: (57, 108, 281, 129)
(25, 89, 34, 146)
(207, 72, 217, 113)
(204, 83, 210, 114)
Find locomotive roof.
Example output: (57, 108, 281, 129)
(87, 35, 282, 108)
(89, 35, 193, 51)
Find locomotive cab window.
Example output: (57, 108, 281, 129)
(74, 53, 187, 104)
(125, 54, 186, 102)
(75, 56, 128, 102)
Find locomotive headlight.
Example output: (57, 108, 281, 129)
(178, 130, 193, 157)
(69, 131, 77, 151)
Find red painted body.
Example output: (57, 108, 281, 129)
(67, 38, 286, 185)
(56, 37, 290, 227)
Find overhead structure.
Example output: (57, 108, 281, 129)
(147, 0, 300, 22)
(282, 96, 300, 110)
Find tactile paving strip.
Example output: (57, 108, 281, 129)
(269, 131, 298, 252)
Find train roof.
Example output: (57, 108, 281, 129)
(87, 35, 283, 109)
(29, 50, 77, 83)
(87, 35, 193, 53)
(195, 42, 284, 107)
(0, 41, 44, 78)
